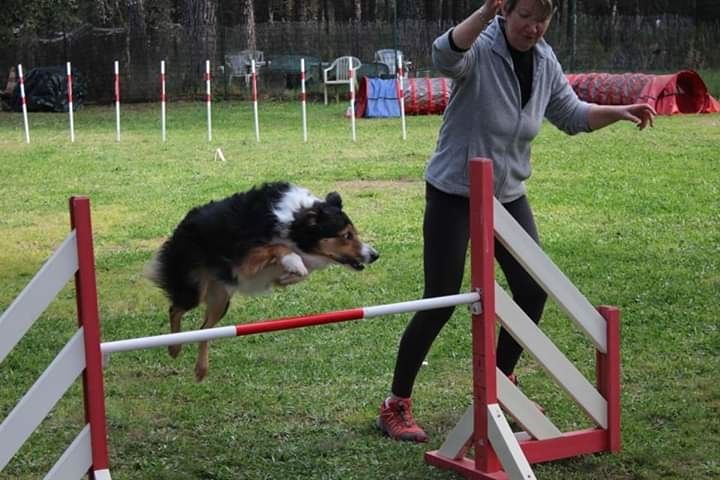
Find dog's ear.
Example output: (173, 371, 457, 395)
(325, 192, 342, 209)
(302, 209, 318, 226)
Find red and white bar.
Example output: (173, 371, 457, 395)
(251, 59, 260, 143)
(205, 59, 212, 142)
(300, 58, 308, 142)
(114, 61, 121, 142)
(67, 62, 75, 142)
(160, 60, 167, 142)
(100, 292, 480, 355)
(17, 64, 30, 144)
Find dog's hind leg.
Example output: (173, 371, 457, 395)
(168, 305, 187, 358)
(195, 280, 231, 382)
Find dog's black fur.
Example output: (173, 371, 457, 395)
(147, 181, 378, 381)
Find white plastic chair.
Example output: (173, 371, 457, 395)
(225, 50, 266, 87)
(374, 49, 411, 77)
(323, 56, 361, 104)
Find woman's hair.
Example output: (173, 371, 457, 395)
(504, 0, 556, 19)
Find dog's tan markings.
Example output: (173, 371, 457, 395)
(195, 279, 231, 382)
(316, 225, 364, 259)
(168, 306, 186, 358)
(239, 244, 292, 277)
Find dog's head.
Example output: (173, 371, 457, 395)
(288, 192, 379, 271)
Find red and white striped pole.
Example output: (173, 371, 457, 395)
(100, 292, 480, 355)
(160, 60, 167, 142)
(114, 60, 121, 142)
(349, 66, 356, 142)
(17, 64, 30, 144)
(300, 58, 308, 142)
(251, 59, 260, 143)
(205, 59, 212, 142)
(66, 62, 75, 143)
(397, 53, 407, 141)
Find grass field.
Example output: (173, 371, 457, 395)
(0, 101, 718, 480)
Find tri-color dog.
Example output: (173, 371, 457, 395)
(146, 182, 379, 381)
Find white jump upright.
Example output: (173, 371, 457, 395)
(0, 197, 112, 480)
(425, 158, 622, 480)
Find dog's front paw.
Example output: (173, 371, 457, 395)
(276, 272, 306, 286)
(195, 361, 208, 382)
(280, 253, 308, 277)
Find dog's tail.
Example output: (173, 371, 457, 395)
(143, 251, 164, 287)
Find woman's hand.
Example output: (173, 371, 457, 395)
(588, 103, 657, 131)
(453, 0, 504, 49)
(621, 103, 657, 130)
(484, 0, 504, 15)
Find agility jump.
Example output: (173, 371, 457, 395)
(0, 158, 621, 480)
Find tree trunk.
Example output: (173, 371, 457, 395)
(180, 0, 218, 92)
(243, 0, 256, 50)
(125, 0, 147, 84)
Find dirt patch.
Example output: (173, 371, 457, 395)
(333, 178, 422, 192)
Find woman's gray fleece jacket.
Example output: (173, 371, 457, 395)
(426, 16, 592, 202)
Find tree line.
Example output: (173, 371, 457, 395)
(2, 0, 719, 43)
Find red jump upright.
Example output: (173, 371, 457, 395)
(425, 158, 622, 479)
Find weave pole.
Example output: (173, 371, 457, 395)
(114, 61, 121, 142)
(349, 66, 356, 142)
(17, 64, 30, 144)
(205, 60, 212, 142)
(160, 60, 167, 143)
(101, 293, 480, 355)
(397, 53, 407, 141)
(66, 62, 75, 143)
(300, 58, 308, 142)
(251, 59, 260, 143)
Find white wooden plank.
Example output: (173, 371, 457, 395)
(43, 424, 92, 480)
(487, 403, 536, 480)
(496, 284, 608, 428)
(493, 199, 607, 352)
(437, 404, 474, 459)
(496, 369, 562, 440)
(0, 231, 78, 363)
(93, 469, 112, 480)
(0, 329, 86, 470)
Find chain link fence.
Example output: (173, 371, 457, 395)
(1, 15, 719, 104)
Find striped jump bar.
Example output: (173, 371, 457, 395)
(101, 292, 480, 355)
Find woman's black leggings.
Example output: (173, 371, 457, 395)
(390, 183, 548, 398)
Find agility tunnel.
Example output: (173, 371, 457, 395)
(566, 70, 720, 115)
(354, 76, 451, 117)
(0, 160, 622, 479)
(355, 70, 719, 118)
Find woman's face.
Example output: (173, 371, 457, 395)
(503, 0, 553, 52)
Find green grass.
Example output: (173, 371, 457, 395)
(0, 101, 718, 480)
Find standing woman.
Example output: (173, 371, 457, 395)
(377, 0, 655, 442)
